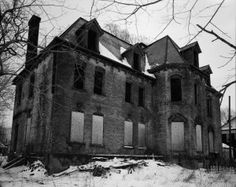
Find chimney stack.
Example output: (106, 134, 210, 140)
(25, 15, 41, 69)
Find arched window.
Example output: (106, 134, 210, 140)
(170, 76, 182, 102)
(196, 124, 202, 152)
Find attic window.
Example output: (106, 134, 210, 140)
(88, 29, 98, 52)
(194, 51, 199, 67)
(133, 53, 141, 71)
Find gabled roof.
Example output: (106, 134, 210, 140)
(76, 18, 104, 36)
(180, 41, 201, 53)
(200, 65, 212, 74)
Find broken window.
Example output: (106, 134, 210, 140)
(70, 111, 84, 143)
(124, 121, 133, 146)
(138, 87, 144, 107)
(29, 73, 35, 98)
(138, 123, 146, 147)
(94, 67, 105, 95)
(171, 122, 184, 151)
(171, 77, 182, 102)
(92, 114, 103, 145)
(194, 84, 198, 105)
(196, 124, 202, 152)
(133, 53, 141, 71)
(16, 83, 22, 105)
(207, 97, 212, 117)
(125, 82, 132, 103)
(88, 29, 98, 52)
(208, 130, 214, 153)
(74, 63, 85, 89)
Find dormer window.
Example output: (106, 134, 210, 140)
(133, 53, 141, 71)
(88, 29, 98, 52)
(76, 19, 103, 53)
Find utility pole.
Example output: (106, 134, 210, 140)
(228, 96, 232, 160)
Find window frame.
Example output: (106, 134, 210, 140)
(170, 76, 182, 102)
(138, 123, 146, 148)
(124, 121, 133, 147)
(94, 66, 105, 95)
(70, 111, 85, 143)
(73, 62, 85, 90)
(91, 114, 104, 145)
(125, 82, 132, 103)
(195, 124, 203, 152)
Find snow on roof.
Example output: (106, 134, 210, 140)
(99, 42, 154, 78)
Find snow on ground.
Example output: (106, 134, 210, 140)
(1, 158, 236, 187)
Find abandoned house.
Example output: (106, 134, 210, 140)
(10, 15, 222, 172)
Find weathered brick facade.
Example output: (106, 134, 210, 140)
(10, 16, 222, 172)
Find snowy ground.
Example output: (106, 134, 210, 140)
(0, 158, 236, 187)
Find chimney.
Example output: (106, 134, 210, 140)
(25, 15, 41, 69)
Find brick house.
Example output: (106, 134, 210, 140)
(10, 15, 222, 172)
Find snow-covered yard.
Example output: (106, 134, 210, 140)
(0, 158, 236, 187)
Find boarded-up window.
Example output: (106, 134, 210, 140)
(125, 82, 132, 103)
(171, 78, 182, 102)
(70, 111, 84, 143)
(196, 124, 202, 152)
(171, 122, 184, 151)
(124, 121, 133, 146)
(94, 67, 104, 95)
(138, 123, 146, 147)
(208, 131, 214, 153)
(74, 63, 85, 89)
(92, 115, 103, 145)
(138, 87, 144, 107)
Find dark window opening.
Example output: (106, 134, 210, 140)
(222, 134, 226, 143)
(194, 52, 199, 67)
(94, 67, 104, 95)
(13, 123, 19, 152)
(207, 97, 212, 117)
(194, 84, 198, 105)
(17, 83, 22, 105)
(74, 63, 85, 89)
(29, 73, 35, 98)
(171, 77, 182, 102)
(88, 29, 98, 52)
(133, 53, 141, 71)
(138, 87, 144, 106)
(125, 82, 132, 103)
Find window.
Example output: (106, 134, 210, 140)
(88, 29, 98, 52)
(70, 111, 84, 143)
(208, 130, 214, 153)
(92, 114, 103, 145)
(194, 52, 199, 67)
(171, 77, 182, 102)
(124, 121, 133, 146)
(29, 73, 35, 98)
(222, 134, 226, 143)
(171, 122, 184, 151)
(138, 87, 144, 107)
(207, 97, 212, 117)
(94, 67, 104, 95)
(125, 82, 132, 103)
(138, 123, 146, 147)
(194, 84, 198, 105)
(133, 53, 141, 71)
(196, 124, 202, 152)
(74, 63, 85, 89)
(13, 123, 19, 152)
(16, 83, 22, 105)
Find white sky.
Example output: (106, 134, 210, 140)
(4, 0, 236, 127)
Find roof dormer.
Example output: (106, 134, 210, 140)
(121, 43, 145, 72)
(180, 42, 201, 68)
(76, 19, 104, 53)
